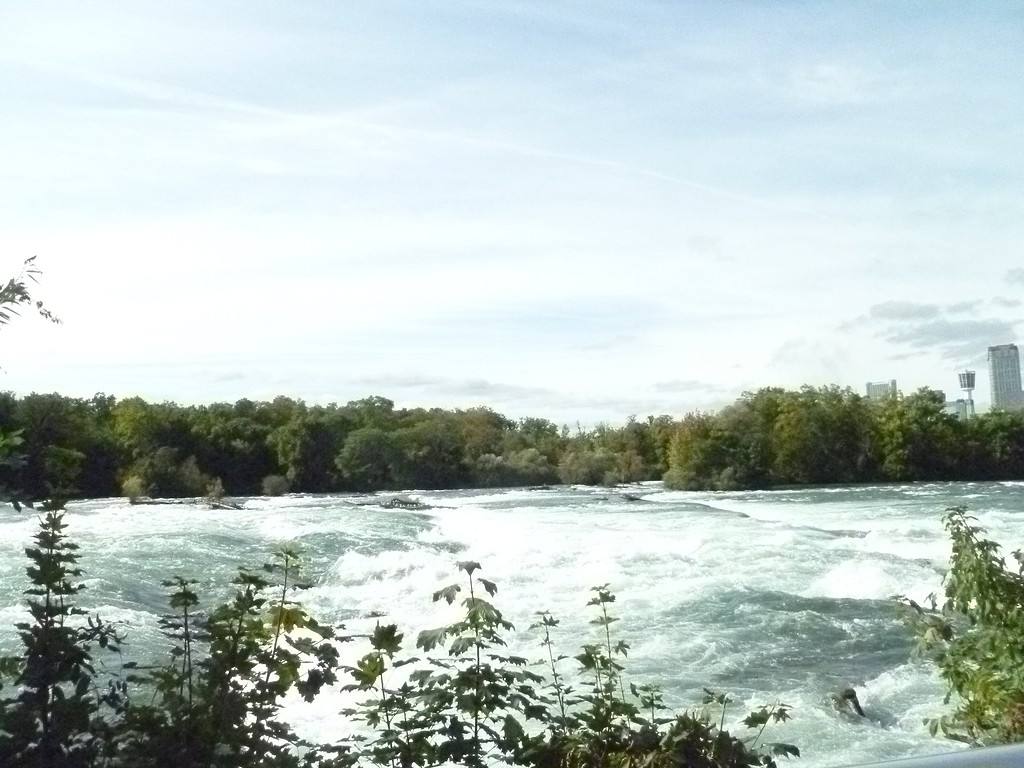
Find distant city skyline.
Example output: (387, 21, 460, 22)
(865, 345, 1024, 417)
(865, 380, 897, 401)
(988, 344, 1024, 412)
(2, 2, 1023, 424)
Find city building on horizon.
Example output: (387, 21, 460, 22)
(987, 344, 1024, 411)
(865, 379, 897, 401)
(956, 369, 976, 419)
(943, 398, 973, 421)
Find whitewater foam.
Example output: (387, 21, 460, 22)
(1, 482, 1021, 767)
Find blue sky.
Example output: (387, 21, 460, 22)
(2, 1, 1022, 422)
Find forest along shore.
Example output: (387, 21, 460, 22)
(3, 386, 1024, 502)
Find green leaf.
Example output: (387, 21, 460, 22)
(370, 623, 403, 655)
(417, 627, 449, 652)
(768, 743, 800, 758)
(503, 713, 525, 743)
(743, 709, 770, 729)
(349, 653, 386, 688)
(433, 584, 461, 604)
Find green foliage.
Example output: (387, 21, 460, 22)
(128, 448, 211, 498)
(0, 523, 344, 768)
(190, 403, 277, 494)
(0, 429, 27, 501)
(898, 507, 1024, 746)
(665, 386, 1024, 490)
(876, 391, 957, 481)
(0, 503, 123, 767)
(0, 257, 59, 330)
(336, 427, 395, 491)
(0, 392, 686, 498)
(389, 418, 467, 490)
(0, 393, 121, 500)
(271, 413, 349, 492)
(22, 381, 1024, 498)
(558, 448, 619, 486)
(665, 414, 742, 491)
(472, 448, 557, 487)
(341, 568, 797, 768)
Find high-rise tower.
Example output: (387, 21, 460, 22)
(958, 370, 976, 418)
(987, 344, 1023, 411)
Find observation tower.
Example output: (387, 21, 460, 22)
(958, 370, 976, 418)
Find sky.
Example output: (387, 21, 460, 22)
(1, 1, 1022, 424)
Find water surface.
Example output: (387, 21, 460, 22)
(3, 482, 1022, 766)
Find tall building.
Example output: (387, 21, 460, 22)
(988, 344, 1024, 411)
(865, 380, 897, 401)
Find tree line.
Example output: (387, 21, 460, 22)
(0, 392, 677, 500)
(664, 386, 1024, 490)
(4, 384, 1024, 499)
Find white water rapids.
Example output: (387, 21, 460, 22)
(3, 481, 1023, 766)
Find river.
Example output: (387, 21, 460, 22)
(2, 481, 1022, 766)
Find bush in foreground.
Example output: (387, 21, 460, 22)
(899, 506, 1024, 745)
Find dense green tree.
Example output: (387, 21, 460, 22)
(269, 413, 348, 492)
(586, 418, 661, 483)
(344, 395, 396, 430)
(0, 394, 119, 499)
(644, 414, 678, 476)
(457, 406, 512, 463)
(336, 427, 395, 491)
(2, 382, 1024, 498)
(112, 398, 196, 461)
(129, 447, 210, 498)
(390, 417, 467, 489)
(250, 395, 304, 430)
(876, 389, 959, 481)
(557, 447, 618, 486)
(190, 405, 275, 494)
(471, 447, 557, 487)
(506, 417, 563, 463)
(663, 386, 1024, 491)
(966, 410, 1024, 479)
(769, 387, 874, 485)
(715, 395, 777, 487)
(663, 412, 740, 490)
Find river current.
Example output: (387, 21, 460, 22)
(2, 482, 1023, 766)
